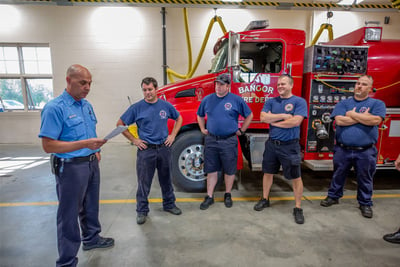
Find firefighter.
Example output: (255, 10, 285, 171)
(39, 64, 114, 267)
(197, 73, 253, 210)
(254, 74, 308, 224)
(320, 75, 386, 219)
(382, 153, 400, 244)
(117, 77, 183, 225)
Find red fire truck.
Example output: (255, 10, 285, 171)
(157, 21, 400, 192)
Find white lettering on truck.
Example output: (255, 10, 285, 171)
(238, 85, 274, 94)
(242, 96, 273, 103)
(237, 74, 275, 103)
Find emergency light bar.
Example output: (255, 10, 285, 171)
(365, 27, 382, 41)
(244, 20, 269, 31)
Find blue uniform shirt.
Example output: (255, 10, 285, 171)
(120, 99, 180, 144)
(262, 95, 308, 141)
(331, 97, 386, 146)
(39, 90, 99, 158)
(197, 93, 252, 136)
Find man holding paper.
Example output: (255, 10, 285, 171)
(104, 125, 129, 141)
(39, 64, 114, 267)
(117, 77, 183, 225)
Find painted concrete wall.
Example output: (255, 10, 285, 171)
(0, 5, 398, 144)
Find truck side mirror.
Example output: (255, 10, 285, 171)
(228, 32, 241, 82)
(232, 65, 241, 82)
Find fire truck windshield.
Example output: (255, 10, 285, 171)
(209, 39, 228, 73)
(210, 39, 283, 76)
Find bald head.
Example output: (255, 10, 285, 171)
(66, 64, 92, 101)
(359, 74, 373, 85)
(67, 64, 91, 79)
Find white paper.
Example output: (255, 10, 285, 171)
(104, 125, 129, 140)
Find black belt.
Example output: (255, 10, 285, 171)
(268, 139, 299, 145)
(208, 132, 236, 140)
(56, 153, 97, 163)
(146, 143, 166, 149)
(337, 143, 374, 151)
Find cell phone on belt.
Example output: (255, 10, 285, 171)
(50, 154, 58, 175)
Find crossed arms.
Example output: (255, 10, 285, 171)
(335, 107, 382, 126)
(260, 111, 304, 128)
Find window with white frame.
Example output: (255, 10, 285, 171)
(0, 44, 53, 112)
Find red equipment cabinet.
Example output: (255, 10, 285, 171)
(301, 43, 369, 170)
(301, 28, 400, 170)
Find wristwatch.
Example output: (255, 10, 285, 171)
(238, 128, 245, 135)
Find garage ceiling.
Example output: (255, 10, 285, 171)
(1, 0, 399, 11)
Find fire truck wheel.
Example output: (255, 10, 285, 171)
(171, 130, 222, 192)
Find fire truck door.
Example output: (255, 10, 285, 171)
(230, 41, 284, 122)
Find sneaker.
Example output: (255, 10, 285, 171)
(359, 205, 373, 218)
(82, 236, 115, 251)
(164, 206, 182, 215)
(200, 196, 214, 210)
(224, 193, 233, 208)
(254, 198, 270, 211)
(320, 196, 339, 207)
(293, 207, 305, 224)
(136, 214, 147, 225)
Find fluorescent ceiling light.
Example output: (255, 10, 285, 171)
(338, 0, 364, 5)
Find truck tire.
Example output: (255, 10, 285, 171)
(171, 130, 207, 192)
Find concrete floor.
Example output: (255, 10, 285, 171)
(0, 143, 400, 267)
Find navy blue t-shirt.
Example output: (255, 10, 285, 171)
(120, 99, 180, 144)
(262, 95, 308, 141)
(197, 93, 252, 136)
(331, 97, 386, 146)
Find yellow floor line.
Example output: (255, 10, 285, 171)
(1, 194, 399, 207)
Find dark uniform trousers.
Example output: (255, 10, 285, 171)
(136, 145, 176, 215)
(328, 145, 377, 206)
(55, 159, 101, 267)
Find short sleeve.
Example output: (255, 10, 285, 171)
(168, 102, 180, 120)
(294, 97, 308, 118)
(262, 98, 273, 113)
(197, 99, 206, 117)
(331, 100, 346, 119)
(39, 103, 63, 140)
(371, 100, 386, 119)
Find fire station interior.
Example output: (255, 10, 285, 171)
(1, 2, 400, 267)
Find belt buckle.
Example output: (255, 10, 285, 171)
(89, 154, 96, 161)
(273, 140, 281, 145)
